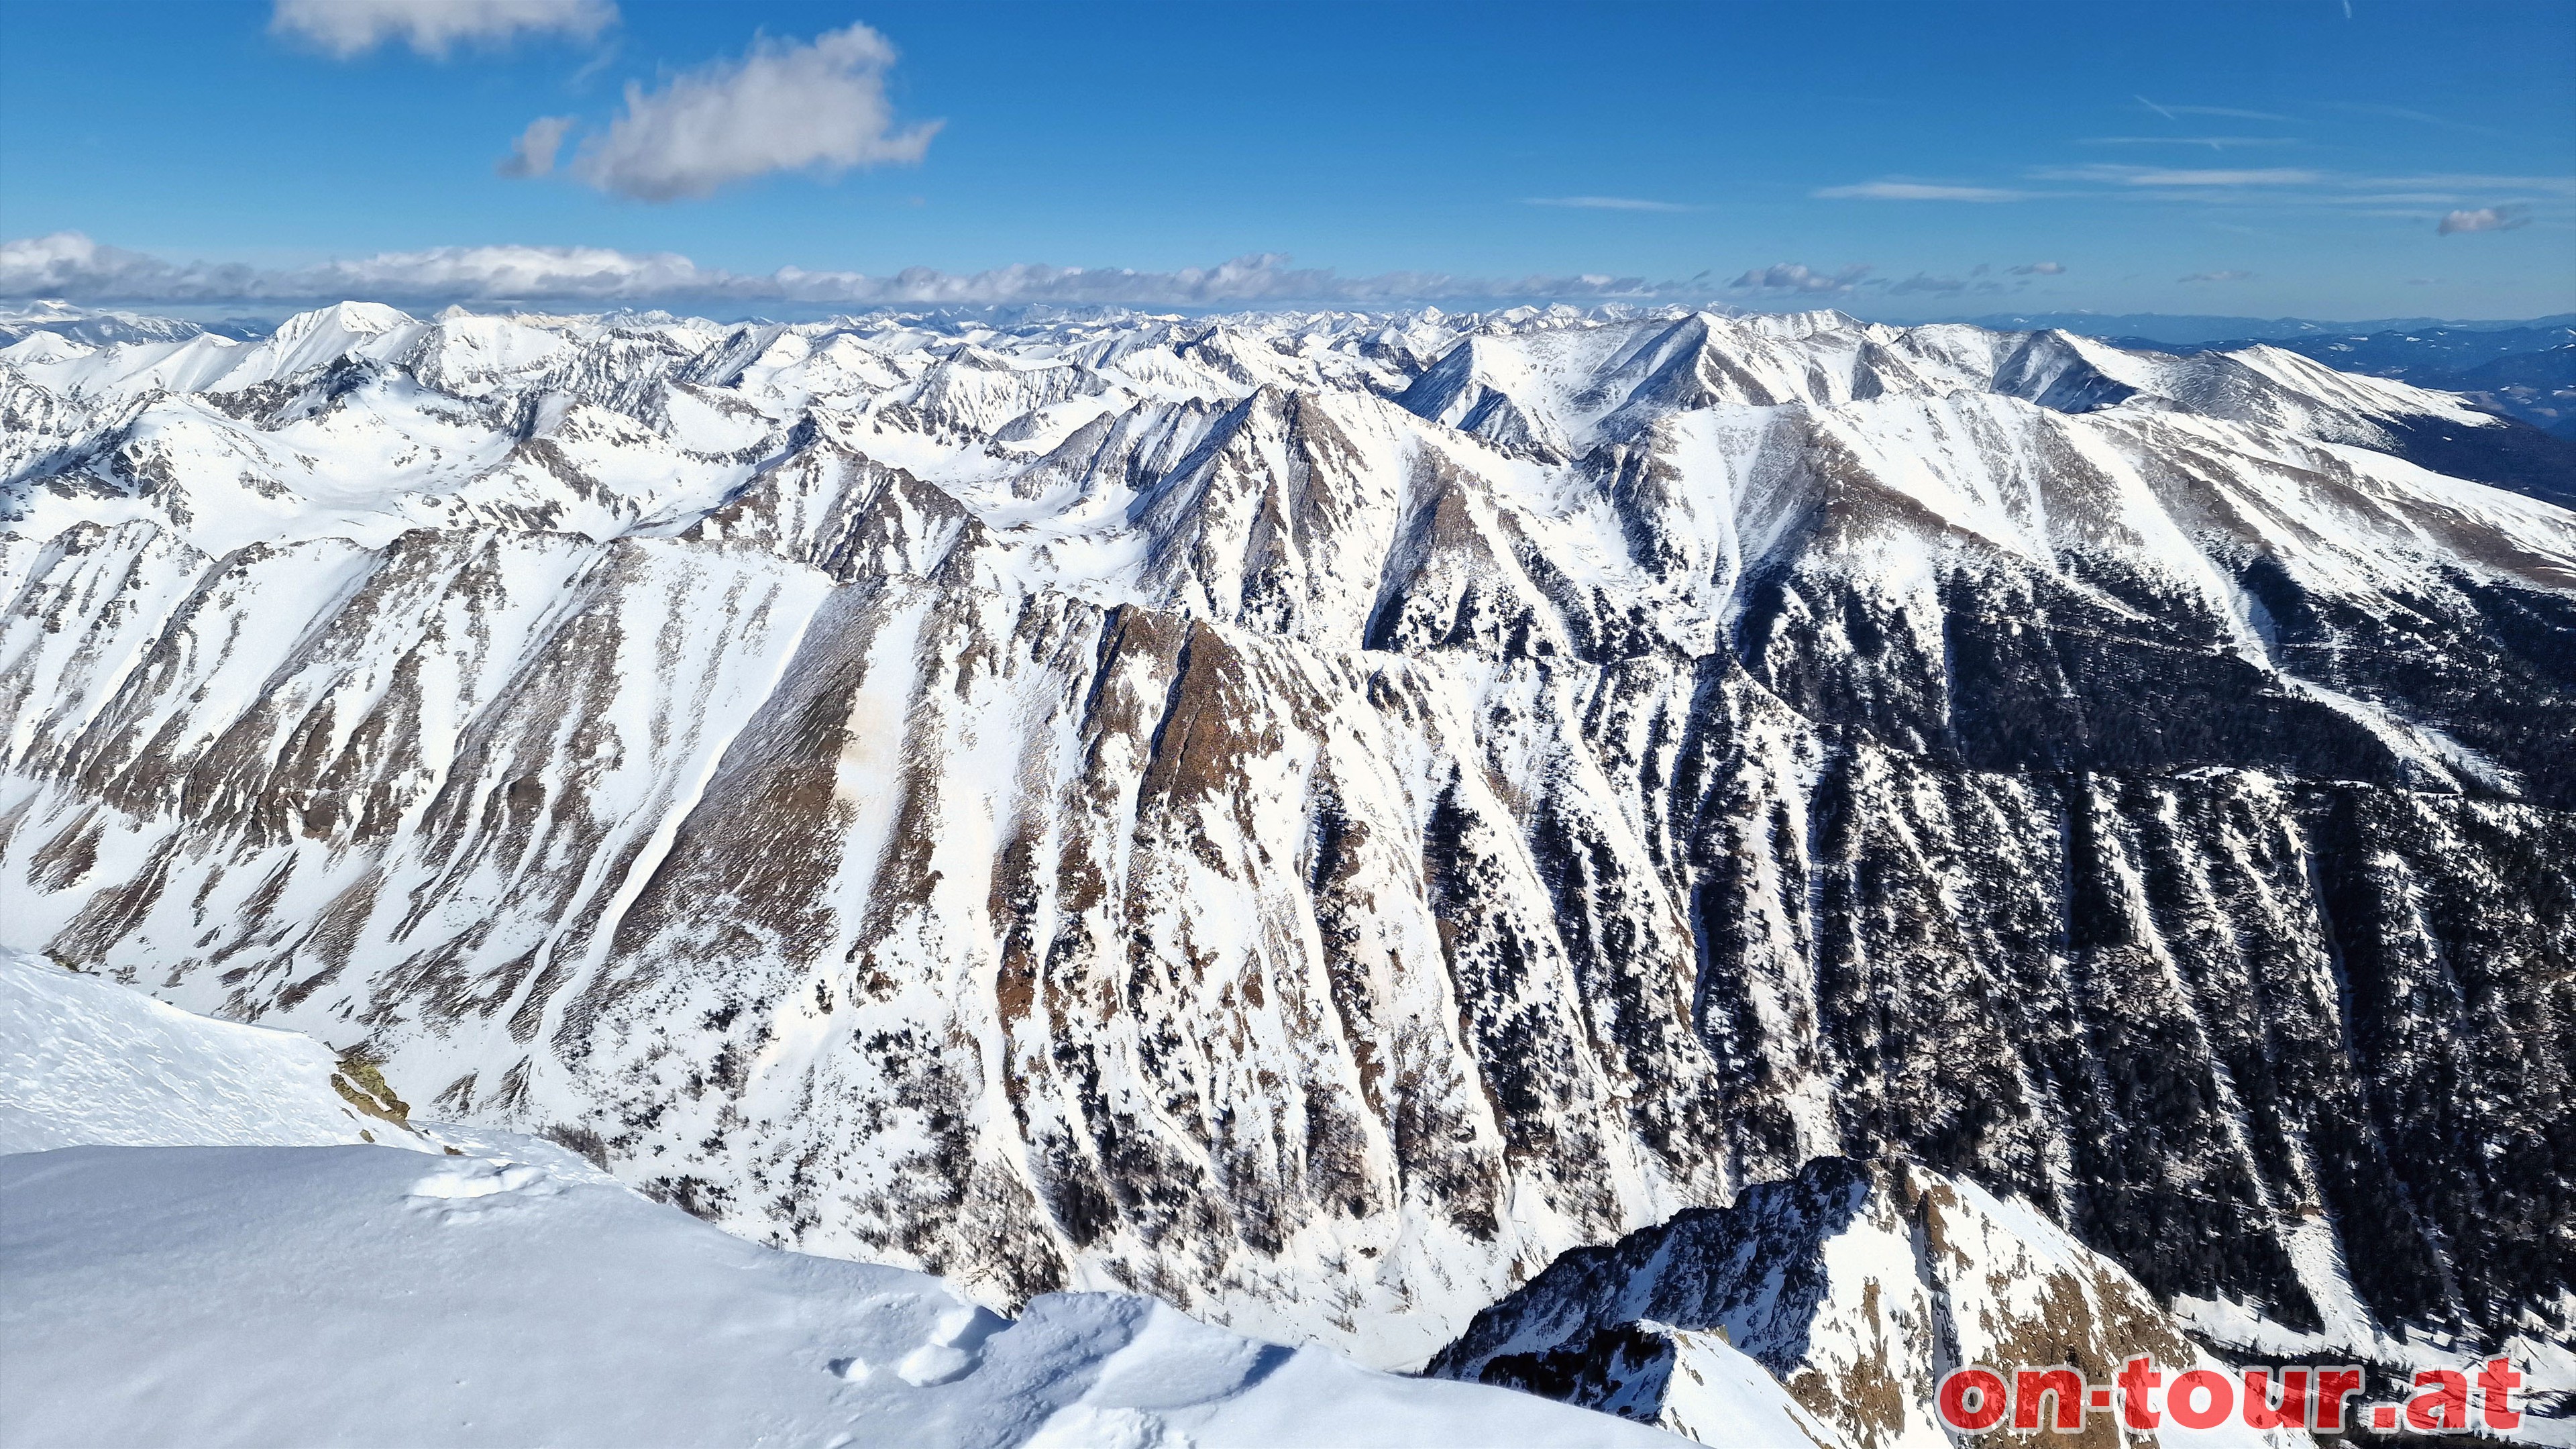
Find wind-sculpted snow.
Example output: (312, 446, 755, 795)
(1, 301, 2571, 1372)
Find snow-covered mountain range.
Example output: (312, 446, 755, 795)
(3, 299, 2570, 1391)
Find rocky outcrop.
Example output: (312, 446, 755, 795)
(1426, 1157, 2246, 1449)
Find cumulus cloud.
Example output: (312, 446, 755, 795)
(561, 24, 940, 201)
(1728, 263, 1872, 294)
(1813, 181, 2025, 201)
(2178, 270, 2254, 283)
(270, 0, 614, 58)
(497, 116, 576, 178)
(1523, 197, 1699, 212)
(2437, 205, 2531, 235)
(2009, 262, 2066, 275)
(0, 232, 1746, 310)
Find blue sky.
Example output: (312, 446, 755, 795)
(2, 0, 2571, 319)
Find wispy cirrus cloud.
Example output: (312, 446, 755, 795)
(2009, 262, 2066, 276)
(2080, 136, 2302, 151)
(2134, 97, 2294, 123)
(2438, 205, 2532, 235)
(2035, 165, 2324, 187)
(2326, 102, 2511, 139)
(2178, 270, 2255, 283)
(2379, 173, 2576, 197)
(1523, 196, 1701, 213)
(1813, 180, 2027, 201)
(2023, 166, 2576, 219)
(271, 0, 614, 58)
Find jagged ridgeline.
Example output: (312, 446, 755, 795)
(2, 302, 2571, 1368)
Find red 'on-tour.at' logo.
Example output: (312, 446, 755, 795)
(1934, 1357, 2524, 1435)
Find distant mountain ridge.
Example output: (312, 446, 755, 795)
(2114, 325, 2576, 442)
(1947, 311, 2576, 346)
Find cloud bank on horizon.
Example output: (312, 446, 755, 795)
(0, 231, 1712, 310)
(0, 232, 2100, 313)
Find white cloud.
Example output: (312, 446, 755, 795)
(2010, 164, 2574, 223)
(271, 0, 614, 58)
(1728, 263, 1872, 294)
(2373, 174, 2576, 197)
(325, 243, 716, 298)
(496, 117, 576, 178)
(1814, 181, 2025, 201)
(2135, 98, 2294, 123)
(2041, 165, 2322, 186)
(2328, 103, 2510, 139)
(0, 233, 264, 302)
(564, 24, 940, 201)
(1883, 273, 1966, 294)
(2178, 270, 2254, 283)
(2009, 262, 2066, 275)
(2437, 205, 2532, 235)
(1523, 197, 1699, 212)
(0, 232, 1733, 309)
(2080, 136, 2300, 150)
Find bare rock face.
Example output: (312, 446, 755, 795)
(1, 304, 2571, 1371)
(1427, 1157, 2223, 1449)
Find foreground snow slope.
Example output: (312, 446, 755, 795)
(0, 947, 419, 1154)
(0, 1142, 1679, 1449)
(0, 962, 1676, 1449)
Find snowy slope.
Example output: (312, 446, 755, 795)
(0, 947, 420, 1154)
(1, 301, 2571, 1379)
(0, 1142, 1678, 1449)
(0, 945, 1676, 1448)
